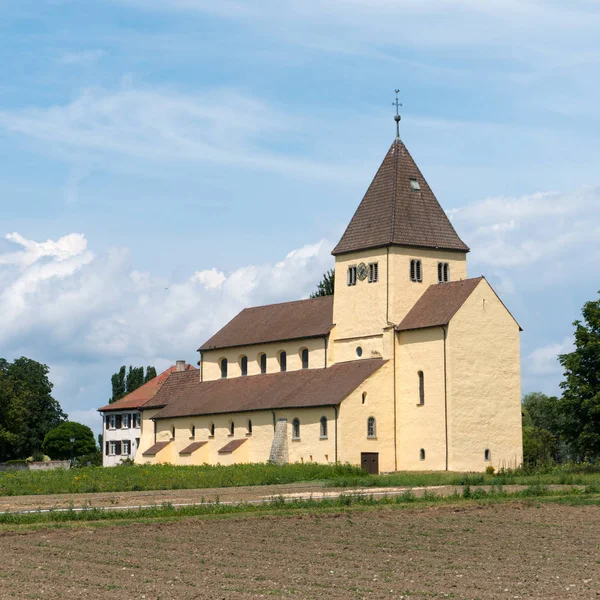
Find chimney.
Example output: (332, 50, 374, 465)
(176, 360, 186, 372)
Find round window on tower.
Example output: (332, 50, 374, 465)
(356, 346, 363, 357)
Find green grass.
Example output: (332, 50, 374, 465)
(0, 485, 598, 529)
(0, 462, 364, 497)
(326, 462, 600, 489)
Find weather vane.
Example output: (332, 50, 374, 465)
(393, 89, 402, 139)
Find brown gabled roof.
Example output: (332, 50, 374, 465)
(142, 441, 170, 456)
(146, 358, 386, 419)
(179, 441, 207, 455)
(396, 277, 483, 332)
(198, 296, 334, 352)
(218, 439, 247, 454)
(332, 139, 469, 256)
(98, 364, 197, 412)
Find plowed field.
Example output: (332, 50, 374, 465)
(1, 502, 598, 599)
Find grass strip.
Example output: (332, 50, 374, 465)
(1, 484, 598, 529)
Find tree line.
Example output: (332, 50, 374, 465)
(523, 291, 600, 466)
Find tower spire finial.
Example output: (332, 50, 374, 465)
(392, 89, 402, 140)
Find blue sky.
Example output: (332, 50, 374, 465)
(1, 0, 599, 434)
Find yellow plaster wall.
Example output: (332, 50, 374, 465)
(337, 361, 395, 472)
(396, 327, 447, 470)
(446, 279, 522, 471)
(332, 248, 389, 341)
(388, 247, 467, 325)
(332, 334, 385, 364)
(201, 337, 327, 381)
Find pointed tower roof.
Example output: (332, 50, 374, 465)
(332, 139, 469, 255)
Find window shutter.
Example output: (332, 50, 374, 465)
(105, 441, 109, 455)
(105, 417, 110, 430)
(115, 441, 121, 455)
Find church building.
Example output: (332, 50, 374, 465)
(132, 125, 523, 473)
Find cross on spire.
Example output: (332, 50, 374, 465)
(393, 89, 402, 139)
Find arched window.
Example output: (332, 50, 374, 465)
(367, 417, 376, 438)
(438, 262, 449, 283)
(320, 416, 328, 439)
(279, 351, 287, 372)
(247, 419, 253, 435)
(484, 449, 491, 461)
(171, 426, 176, 439)
(420, 448, 426, 461)
(418, 371, 425, 405)
(301, 348, 309, 369)
(362, 391, 367, 404)
(259, 353, 267, 374)
(210, 423, 215, 437)
(229, 421, 234, 436)
(191, 425, 195, 438)
(292, 418, 300, 440)
(410, 259, 422, 282)
(220, 358, 228, 378)
(240, 355, 248, 376)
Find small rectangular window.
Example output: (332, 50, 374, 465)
(410, 178, 421, 191)
(109, 414, 116, 429)
(122, 440, 131, 455)
(347, 265, 357, 286)
(368, 262, 378, 283)
(122, 414, 130, 429)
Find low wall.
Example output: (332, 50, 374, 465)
(0, 460, 71, 472)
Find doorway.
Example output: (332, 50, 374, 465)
(361, 452, 379, 474)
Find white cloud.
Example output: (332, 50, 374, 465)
(0, 231, 333, 430)
(450, 186, 600, 271)
(59, 49, 105, 66)
(0, 85, 363, 182)
(528, 337, 574, 375)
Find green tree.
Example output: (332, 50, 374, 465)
(0, 371, 26, 461)
(0, 357, 67, 459)
(310, 269, 335, 298)
(110, 366, 126, 404)
(558, 292, 600, 459)
(126, 366, 144, 393)
(42, 422, 97, 460)
(144, 366, 157, 383)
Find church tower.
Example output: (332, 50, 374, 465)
(331, 129, 469, 362)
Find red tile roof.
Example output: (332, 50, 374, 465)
(198, 296, 334, 352)
(142, 441, 171, 456)
(333, 140, 469, 256)
(218, 439, 247, 454)
(179, 441, 207, 455)
(145, 358, 386, 418)
(396, 277, 484, 332)
(98, 364, 197, 412)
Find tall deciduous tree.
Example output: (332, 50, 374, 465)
(310, 269, 335, 298)
(559, 292, 600, 459)
(144, 366, 157, 383)
(110, 364, 157, 404)
(0, 357, 67, 459)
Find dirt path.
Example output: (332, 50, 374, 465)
(0, 502, 598, 599)
(0, 483, 587, 514)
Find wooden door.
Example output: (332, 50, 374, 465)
(361, 452, 379, 474)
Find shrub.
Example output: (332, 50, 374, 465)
(485, 465, 495, 475)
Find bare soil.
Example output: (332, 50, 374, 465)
(0, 502, 598, 599)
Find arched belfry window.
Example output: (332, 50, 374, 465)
(210, 423, 215, 437)
(301, 348, 309, 369)
(438, 262, 449, 283)
(247, 420, 253, 435)
(220, 358, 228, 379)
(259, 353, 267, 374)
(229, 421, 234, 436)
(367, 417, 376, 438)
(279, 351, 287, 372)
(292, 418, 300, 440)
(410, 259, 422, 282)
(320, 416, 328, 439)
(418, 371, 425, 405)
(240, 355, 248, 376)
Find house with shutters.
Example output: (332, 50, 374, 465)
(97, 362, 196, 466)
(130, 127, 523, 474)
